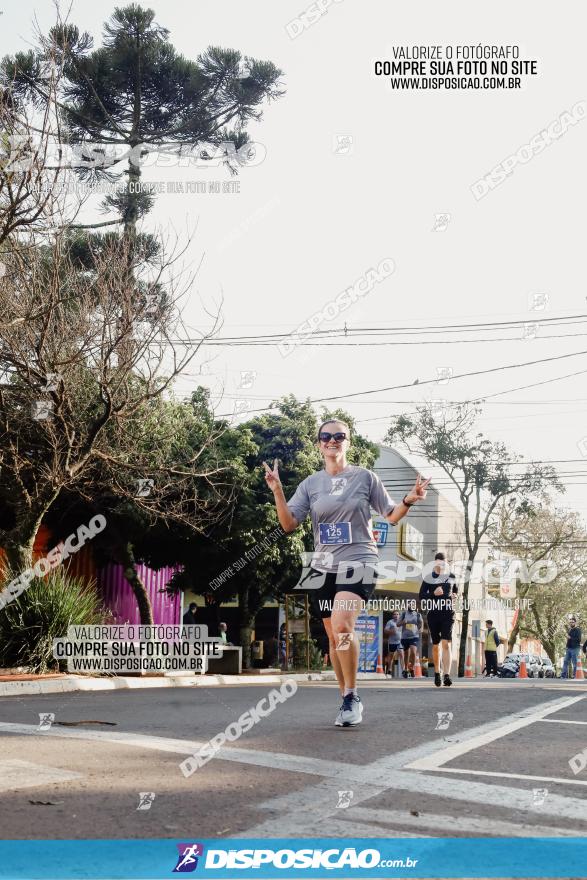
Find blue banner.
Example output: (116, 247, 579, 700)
(356, 611, 380, 672)
(1, 837, 584, 878)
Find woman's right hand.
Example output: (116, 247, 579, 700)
(263, 459, 282, 492)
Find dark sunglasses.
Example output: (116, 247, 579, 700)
(319, 431, 347, 442)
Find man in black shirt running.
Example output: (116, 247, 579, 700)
(419, 552, 458, 687)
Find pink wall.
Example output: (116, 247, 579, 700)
(98, 564, 181, 625)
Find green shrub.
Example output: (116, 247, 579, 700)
(292, 635, 324, 671)
(0, 569, 108, 673)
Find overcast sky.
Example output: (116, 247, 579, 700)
(2, 0, 587, 518)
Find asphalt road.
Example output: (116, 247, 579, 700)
(0, 678, 586, 841)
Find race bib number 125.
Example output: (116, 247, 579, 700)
(319, 522, 352, 544)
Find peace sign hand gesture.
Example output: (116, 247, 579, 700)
(404, 473, 431, 505)
(263, 459, 282, 493)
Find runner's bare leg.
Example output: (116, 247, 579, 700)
(330, 592, 363, 690)
(410, 643, 418, 674)
(323, 618, 344, 695)
(441, 639, 452, 676)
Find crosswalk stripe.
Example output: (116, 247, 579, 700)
(341, 806, 585, 838)
(0, 759, 81, 792)
(413, 766, 587, 787)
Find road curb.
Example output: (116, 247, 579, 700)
(0, 670, 387, 697)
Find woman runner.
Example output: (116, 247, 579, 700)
(264, 418, 430, 727)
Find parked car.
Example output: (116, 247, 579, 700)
(498, 653, 542, 678)
(538, 656, 556, 678)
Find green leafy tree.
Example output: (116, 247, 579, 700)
(490, 499, 587, 661)
(385, 403, 563, 676)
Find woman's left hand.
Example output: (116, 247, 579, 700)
(404, 474, 431, 504)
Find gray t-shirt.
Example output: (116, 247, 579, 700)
(399, 609, 423, 641)
(287, 465, 395, 572)
(385, 618, 402, 645)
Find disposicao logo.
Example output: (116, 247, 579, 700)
(202, 847, 383, 870)
(173, 843, 205, 872)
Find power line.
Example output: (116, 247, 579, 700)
(216, 348, 587, 417)
(375, 459, 587, 468)
(186, 313, 587, 344)
(465, 367, 587, 403)
(188, 332, 587, 347)
(212, 396, 587, 405)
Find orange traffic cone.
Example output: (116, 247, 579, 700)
(519, 659, 528, 678)
(464, 655, 473, 678)
(376, 654, 384, 674)
(575, 656, 584, 680)
(414, 656, 422, 678)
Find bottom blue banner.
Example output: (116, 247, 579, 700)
(0, 838, 585, 879)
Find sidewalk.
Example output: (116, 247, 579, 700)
(0, 670, 387, 698)
(0, 671, 578, 697)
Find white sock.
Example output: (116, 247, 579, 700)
(344, 687, 357, 697)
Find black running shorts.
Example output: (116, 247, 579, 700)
(301, 567, 377, 620)
(427, 610, 455, 644)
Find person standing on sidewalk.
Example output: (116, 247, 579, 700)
(264, 418, 430, 726)
(419, 552, 457, 687)
(182, 602, 198, 625)
(483, 620, 502, 678)
(562, 617, 582, 679)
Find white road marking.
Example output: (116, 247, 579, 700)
(404, 694, 585, 772)
(388, 769, 587, 821)
(539, 718, 587, 725)
(0, 722, 344, 778)
(0, 759, 81, 792)
(340, 806, 584, 838)
(327, 821, 427, 838)
(240, 768, 587, 837)
(413, 766, 587, 787)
